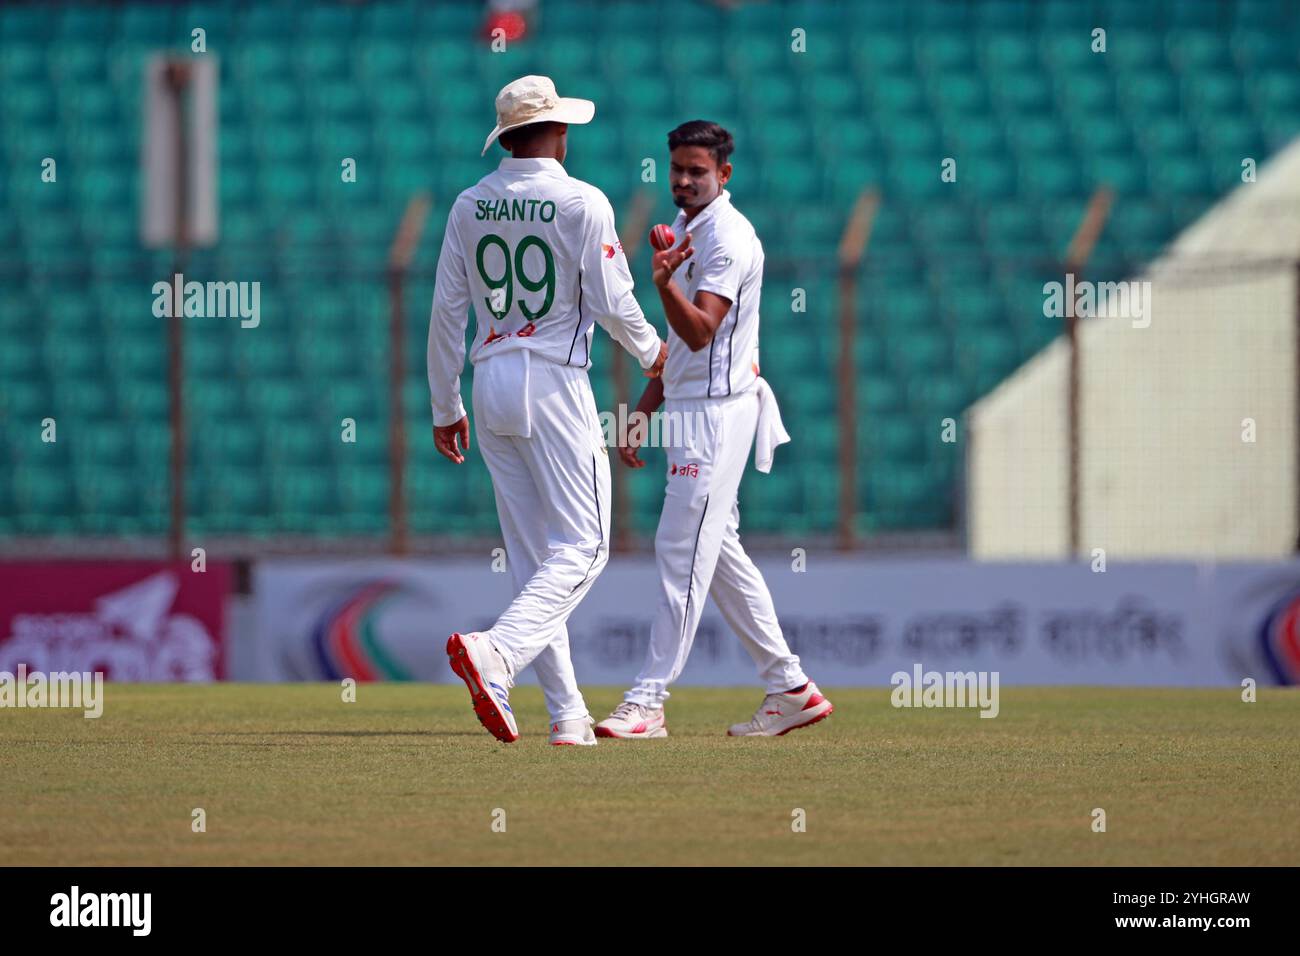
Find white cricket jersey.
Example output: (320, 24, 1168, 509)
(663, 190, 763, 401)
(427, 156, 662, 427)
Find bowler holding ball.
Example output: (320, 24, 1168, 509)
(596, 120, 833, 740)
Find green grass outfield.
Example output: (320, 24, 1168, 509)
(2, 684, 1297, 866)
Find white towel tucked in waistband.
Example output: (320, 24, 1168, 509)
(474, 348, 532, 438)
(753, 376, 791, 474)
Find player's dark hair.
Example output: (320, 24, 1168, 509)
(667, 120, 734, 166)
(499, 121, 563, 152)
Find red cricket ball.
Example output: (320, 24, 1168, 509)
(649, 223, 676, 251)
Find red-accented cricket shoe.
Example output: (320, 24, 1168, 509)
(726, 681, 833, 737)
(594, 701, 668, 739)
(549, 717, 597, 746)
(446, 632, 519, 743)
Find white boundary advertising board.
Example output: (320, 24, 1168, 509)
(249, 558, 1300, 687)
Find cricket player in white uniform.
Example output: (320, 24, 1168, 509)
(428, 76, 667, 746)
(595, 121, 833, 738)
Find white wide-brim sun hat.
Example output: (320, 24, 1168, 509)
(481, 74, 595, 156)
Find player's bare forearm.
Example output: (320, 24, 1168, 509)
(635, 374, 665, 417)
(657, 280, 721, 352)
(657, 280, 710, 350)
(619, 369, 665, 469)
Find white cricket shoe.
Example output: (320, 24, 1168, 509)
(727, 681, 833, 737)
(594, 701, 668, 739)
(549, 717, 597, 746)
(446, 632, 519, 743)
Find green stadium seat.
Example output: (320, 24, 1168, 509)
(870, 74, 927, 114)
(600, 35, 657, 79)
(951, 115, 1008, 156)
(266, 424, 340, 468)
(908, 375, 973, 417)
(0, 338, 44, 380)
(119, 4, 173, 41)
(1039, 32, 1097, 70)
(51, 375, 114, 420)
(863, 415, 926, 464)
(1071, 115, 1133, 153)
(929, 72, 987, 115)
(356, 38, 412, 80)
(77, 466, 142, 527)
(890, 329, 952, 378)
(1086, 153, 1149, 196)
(827, 155, 886, 200)
(1232, 29, 1297, 68)
(197, 421, 261, 467)
(1157, 157, 1214, 196)
(1003, 78, 1060, 120)
(982, 33, 1036, 72)
(1057, 73, 1116, 116)
(189, 379, 246, 420)
(296, 38, 349, 78)
(861, 377, 906, 416)
(863, 465, 949, 531)
(1170, 32, 1232, 71)
(1109, 200, 1172, 252)
(271, 467, 340, 531)
(1020, 156, 1082, 198)
(851, 33, 911, 75)
(663, 36, 717, 74)
(1202, 115, 1262, 155)
(983, 201, 1041, 256)
(13, 466, 75, 526)
(45, 332, 101, 377)
(0, 379, 52, 423)
(885, 156, 945, 199)
(338, 464, 390, 533)
(881, 117, 943, 154)
(199, 465, 271, 527)
(1108, 34, 1167, 71)
(1142, 116, 1199, 155)
(806, 74, 859, 115)
(956, 325, 1020, 379)
(1184, 73, 1245, 113)
(918, 34, 976, 73)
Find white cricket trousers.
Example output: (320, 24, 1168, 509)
(624, 386, 807, 707)
(472, 349, 610, 723)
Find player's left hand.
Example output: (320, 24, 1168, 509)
(433, 416, 470, 464)
(652, 232, 693, 288)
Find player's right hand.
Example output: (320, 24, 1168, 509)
(434, 416, 470, 464)
(618, 439, 646, 469)
(651, 232, 693, 288)
(645, 340, 668, 378)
